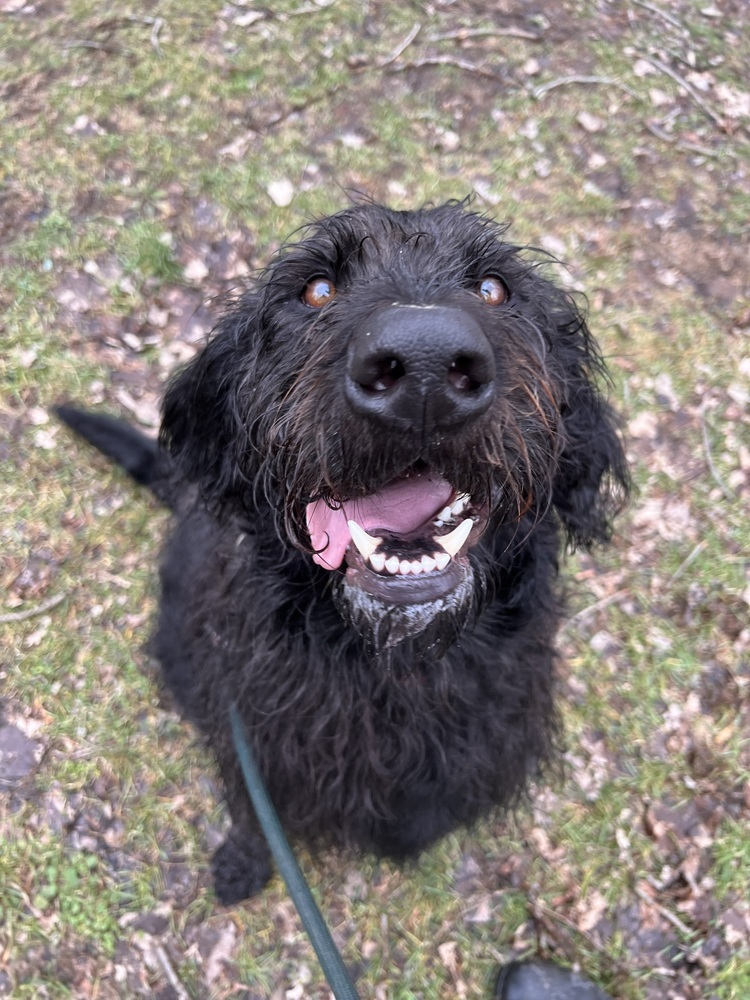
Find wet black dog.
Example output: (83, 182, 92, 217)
(59, 201, 628, 905)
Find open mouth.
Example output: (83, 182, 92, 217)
(306, 469, 487, 604)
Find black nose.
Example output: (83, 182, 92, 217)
(345, 304, 496, 432)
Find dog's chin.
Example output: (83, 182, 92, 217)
(333, 559, 477, 658)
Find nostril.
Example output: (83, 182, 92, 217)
(448, 356, 482, 393)
(360, 356, 406, 394)
(448, 353, 494, 393)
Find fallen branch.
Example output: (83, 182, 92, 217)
(533, 75, 637, 100)
(560, 589, 629, 633)
(645, 121, 725, 159)
(639, 54, 724, 128)
(149, 16, 165, 55)
(631, 0, 685, 32)
(388, 55, 503, 81)
(670, 541, 708, 582)
(0, 593, 66, 625)
(155, 944, 191, 1000)
(634, 884, 697, 940)
(428, 26, 541, 43)
(62, 40, 119, 53)
(377, 23, 421, 69)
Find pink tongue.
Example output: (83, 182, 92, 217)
(306, 473, 453, 570)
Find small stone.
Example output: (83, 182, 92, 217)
(183, 258, 209, 282)
(649, 88, 672, 107)
(28, 406, 49, 426)
(0, 724, 40, 784)
(577, 111, 604, 133)
(267, 178, 295, 207)
(147, 305, 170, 328)
(435, 128, 460, 151)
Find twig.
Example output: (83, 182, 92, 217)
(532, 900, 612, 957)
(0, 593, 66, 625)
(560, 589, 628, 633)
(639, 54, 724, 127)
(532, 75, 637, 100)
(286, 0, 336, 15)
(428, 26, 541, 43)
(645, 121, 725, 159)
(149, 16, 164, 55)
(377, 23, 421, 68)
(670, 541, 708, 582)
(388, 55, 503, 81)
(699, 407, 735, 500)
(634, 885, 697, 939)
(154, 944, 191, 1000)
(62, 40, 119, 52)
(631, 0, 685, 31)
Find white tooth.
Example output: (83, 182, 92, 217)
(434, 551, 451, 571)
(421, 555, 437, 573)
(438, 506, 453, 522)
(369, 552, 386, 572)
(436, 517, 473, 557)
(399, 560, 412, 575)
(385, 556, 400, 574)
(347, 520, 383, 561)
(410, 560, 423, 574)
(451, 493, 470, 516)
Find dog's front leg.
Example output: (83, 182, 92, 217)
(211, 753, 273, 904)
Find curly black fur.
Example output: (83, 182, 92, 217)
(59, 201, 628, 905)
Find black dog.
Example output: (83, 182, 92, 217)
(59, 201, 628, 905)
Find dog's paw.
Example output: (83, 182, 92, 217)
(211, 833, 273, 904)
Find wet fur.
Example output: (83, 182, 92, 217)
(61, 202, 628, 904)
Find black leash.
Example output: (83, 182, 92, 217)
(229, 702, 361, 1000)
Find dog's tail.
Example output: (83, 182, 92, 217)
(56, 404, 174, 506)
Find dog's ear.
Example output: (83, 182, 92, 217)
(550, 301, 629, 549)
(160, 293, 260, 506)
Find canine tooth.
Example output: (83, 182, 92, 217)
(347, 520, 383, 561)
(436, 517, 473, 557)
(369, 552, 386, 572)
(451, 493, 470, 516)
(399, 560, 412, 575)
(434, 551, 451, 571)
(385, 556, 400, 575)
(421, 555, 437, 573)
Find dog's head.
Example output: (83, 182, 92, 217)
(162, 202, 628, 651)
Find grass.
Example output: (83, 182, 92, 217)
(2, 0, 749, 997)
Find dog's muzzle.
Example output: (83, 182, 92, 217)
(303, 304, 496, 647)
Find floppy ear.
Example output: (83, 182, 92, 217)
(160, 292, 260, 507)
(549, 303, 629, 548)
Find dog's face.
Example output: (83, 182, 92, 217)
(162, 203, 627, 651)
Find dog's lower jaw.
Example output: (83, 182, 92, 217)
(334, 564, 478, 656)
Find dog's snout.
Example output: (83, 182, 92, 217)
(345, 305, 495, 431)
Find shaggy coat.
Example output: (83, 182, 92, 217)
(59, 202, 628, 904)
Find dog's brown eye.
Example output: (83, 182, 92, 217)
(477, 276, 507, 305)
(303, 278, 336, 308)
